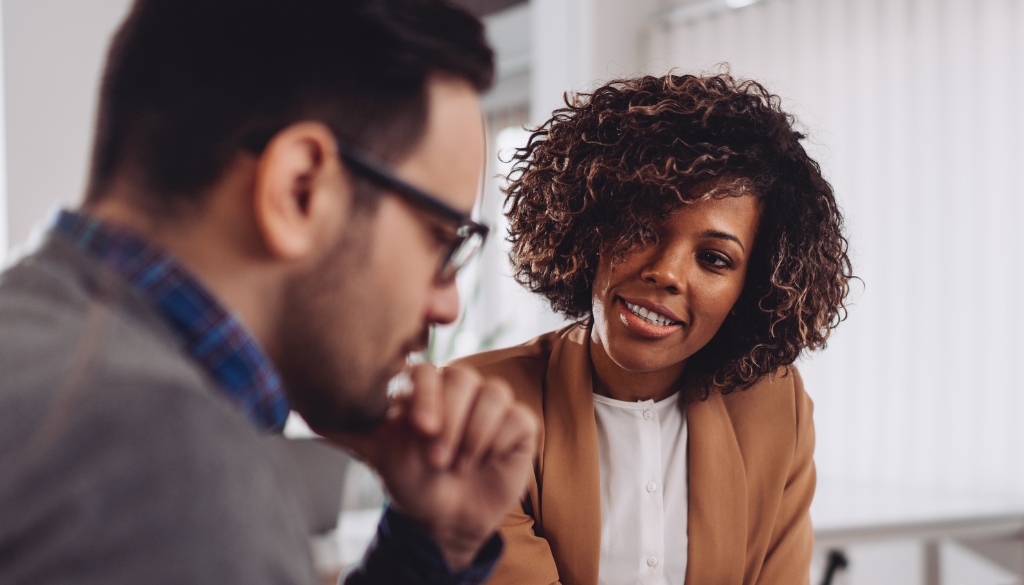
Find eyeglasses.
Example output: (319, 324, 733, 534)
(335, 142, 490, 284)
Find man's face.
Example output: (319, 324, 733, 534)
(277, 77, 485, 432)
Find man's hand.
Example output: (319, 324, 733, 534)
(326, 364, 539, 570)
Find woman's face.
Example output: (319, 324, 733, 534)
(590, 193, 761, 375)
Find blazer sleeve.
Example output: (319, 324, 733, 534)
(755, 369, 816, 585)
(342, 507, 504, 585)
(486, 499, 562, 585)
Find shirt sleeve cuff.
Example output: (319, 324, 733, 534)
(342, 505, 504, 585)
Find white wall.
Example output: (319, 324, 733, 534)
(530, 0, 663, 124)
(2, 0, 133, 254)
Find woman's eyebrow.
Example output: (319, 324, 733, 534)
(700, 229, 745, 252)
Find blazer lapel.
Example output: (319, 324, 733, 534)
(686, 390, 748, 584)
(539, 325, 603, 585)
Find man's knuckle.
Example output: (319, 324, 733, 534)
(488, 378, 514, 402)
(472, 377, 506, 404)
(412, 362, 437, 378)
(513, 405, 539, 431)
(443, 365, 481, 389)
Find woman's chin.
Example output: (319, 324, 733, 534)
(594, 324, 688, 376)
(604, 345, 682, 375)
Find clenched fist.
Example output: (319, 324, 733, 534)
(327, 363, 538, 570)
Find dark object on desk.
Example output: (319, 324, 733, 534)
(819, 549, 849, 585)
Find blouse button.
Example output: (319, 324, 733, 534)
(643, 409, 654, 421)
(647, 556, 658, 567)
(646, 481, 657, 493)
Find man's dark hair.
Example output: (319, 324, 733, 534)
(86, 0, 493, 210)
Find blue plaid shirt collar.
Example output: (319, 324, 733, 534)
(53, 210, 290, 432)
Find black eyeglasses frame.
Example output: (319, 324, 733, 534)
(335, 141, 490, 283)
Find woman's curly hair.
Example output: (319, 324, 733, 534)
(505, 72, 853, 393)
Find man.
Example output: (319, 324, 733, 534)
(0, 0, 538, 584)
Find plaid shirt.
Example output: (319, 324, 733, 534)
(53, 210, 502, 584)
(54, 210, 290, 431)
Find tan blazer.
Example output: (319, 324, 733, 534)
(453, 325, 815, 585)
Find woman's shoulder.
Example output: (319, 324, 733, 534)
(446, 326, 577, 404)
(717, 365, 812, 433)
(713, 366, 815, 496)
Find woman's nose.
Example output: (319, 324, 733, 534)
(639, 245, 689, 294)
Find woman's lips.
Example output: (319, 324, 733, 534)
(618, 295, 684, 323)
(616, 297, 683, 340)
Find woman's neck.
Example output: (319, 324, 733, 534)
(589, 336, 686, 403)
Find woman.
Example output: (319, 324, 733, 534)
(453, 73, 852, 584)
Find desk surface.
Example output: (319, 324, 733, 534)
(321, 481, 1024, 570)
(812, 480, 1024, 547)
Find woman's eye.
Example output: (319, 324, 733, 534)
(700, 252, 733, 269)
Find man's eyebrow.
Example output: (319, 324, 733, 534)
(700, 229, 745, 252)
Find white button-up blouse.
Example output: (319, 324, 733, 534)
(593, 390, 688, 585)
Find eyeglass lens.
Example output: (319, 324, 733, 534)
(437, 229, 485, 283)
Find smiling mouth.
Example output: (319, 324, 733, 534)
(623, 300, 682, 327)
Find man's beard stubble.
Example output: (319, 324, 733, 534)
(272, 217, 422, 434)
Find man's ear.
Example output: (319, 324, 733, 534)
(252, 121, 351, 262)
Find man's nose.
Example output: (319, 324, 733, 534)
(425, 278, 461, 326)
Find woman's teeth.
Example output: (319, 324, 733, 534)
(624, 301, 677, 327)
